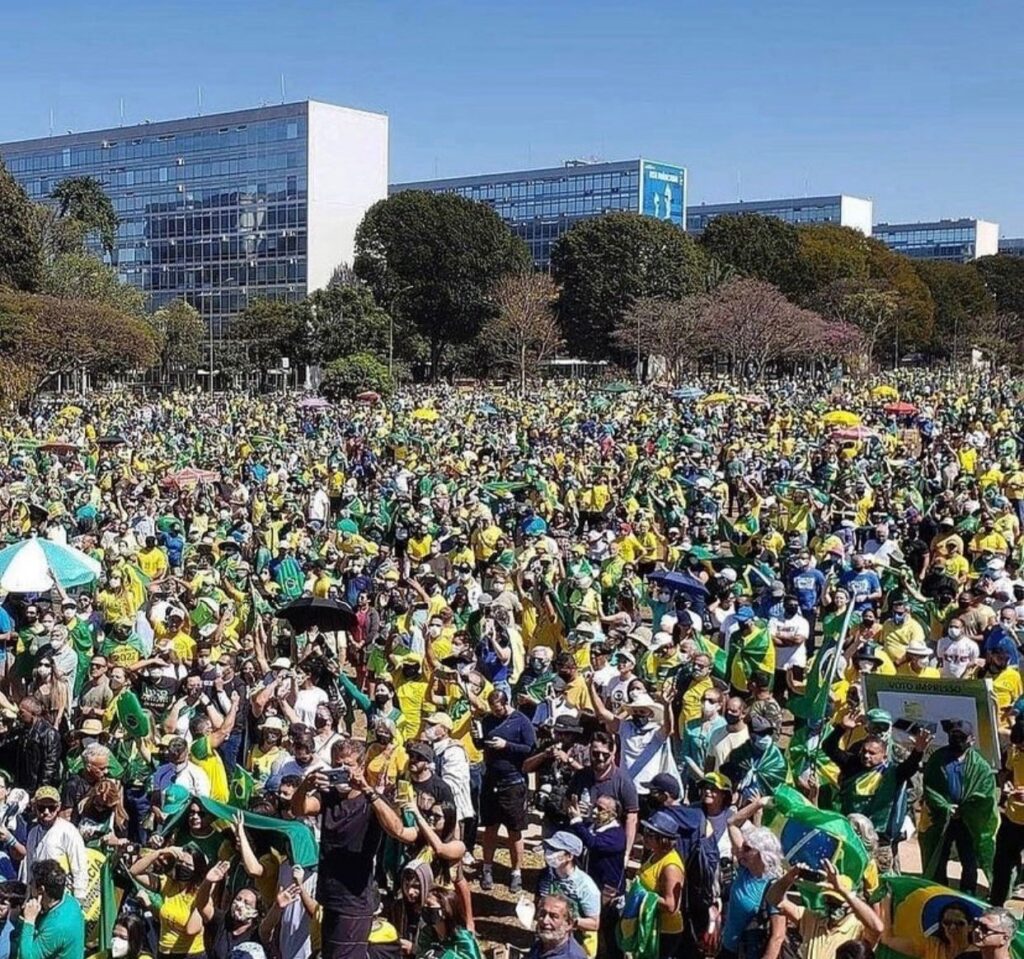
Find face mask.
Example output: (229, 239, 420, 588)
(421, 905, 442, 925)
(892, 613, 906, 625)
(427, 625, 441, 638)
(109, 579, 121, 590)
(948, 627, 962, 639)
(314, 714, 330, 730)
(111, 938, 129, 959)
(374, 692, 391, 706)
(543, 851, 566, 871)
(725, 711, 742, 726)
(702, 701, 720, 719)
(784, 605, 800, 617)
(231, 900, 258, 922)
(752, 734, 773, 753)
(948, 734, 970, 756)
(50, 637, 66, 651)
(173, 863, 195, 883)
(529, 657, 546, 672)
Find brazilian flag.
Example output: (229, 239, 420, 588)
(878, 875, 1024, 959)
(616, 878, 660, 959)
(228, 766, 255, 809)
(718, 511, 760, 558)
(770, 784, 868, 910)
(727, 619, 775, 692)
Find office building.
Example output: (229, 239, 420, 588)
(391, 158, 686, 267)
(685, 194, 873, 236)
(998, 238, 1024, 257)
(872, 218, 999, 263)
(0, 101, 388, 334)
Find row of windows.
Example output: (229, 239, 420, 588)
(3, 118, 305, 174)
(442, 170, 638, 203)
(127, 260, 306, 291)
(140, 233, 306, 263)
(686, 205, 840, 231)
(108, 179, 305, 214)
(137, 204, 307, 237)
(877, 228, 977, 244)
(492, 193, 635, 219)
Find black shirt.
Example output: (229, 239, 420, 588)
(205, 908, 262, 959)
(412, 773, 454, 808)
(317, 790, 383, 916)
(61, 774, 91, 821)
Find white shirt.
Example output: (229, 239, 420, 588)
(434, 737, 473, 821)
(294, 686, 329, 727)
(309, 489, 330, 523)
(618, 719, 680, 796)
(770, 613, 809, 670)
(23, 818, 89, 900)
(174, 762, 211, 797)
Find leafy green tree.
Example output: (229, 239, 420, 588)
(551, 212, 706, 361)
(151, 298, 205, 384)
(864, 239, 935, 355)
(974, 255, 1024, 317)
(698, 213, 799, 291)
(49, 176, 119, 255)
(40, 251, 147, 317)
(354, 191, 530, 378)
(0, 159, 43, 292)
(307, 282, 391, 366)
(791, 224, 872, 298)
(812, 279, 901, 367)
(320, 352, 394, 400)
(913, 260, 995, 361)
(234, 298, 308, 390)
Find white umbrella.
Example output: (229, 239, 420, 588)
(0, 537, 102, 592)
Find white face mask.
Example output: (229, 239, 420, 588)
(702, 701, 720, 719)
(111, 938, 129, 959)
(543, 850, 566, 871)
(945, 659, 970, 679)
(948, 627, 962, 640)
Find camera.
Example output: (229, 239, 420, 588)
(533, 782, 569, 818)
(323, 767, 351, 787)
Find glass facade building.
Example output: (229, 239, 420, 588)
(686, 194, 873, 236)
(998, 238, 1024, 257)
(0, 101, 388, 336)
(391, 159, 686, 268)
(872, 218, 999, 262)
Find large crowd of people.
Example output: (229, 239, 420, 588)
(0, 372, 1022, 959)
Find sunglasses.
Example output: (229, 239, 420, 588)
(591, 751, 612, 760)
(35, 803, 58, 813)
(943, 919, 968, 928)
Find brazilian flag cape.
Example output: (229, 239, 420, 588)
(273, 554, 305, 601)
(789, 600, 856, 723)
(919, 748, 998, 881)
(162, 787, 318, 868)
(769, 784, 868, 911)
(727, 620, 775, 692)
(616, 877, 660, 959)
(878, 874, 1024, 959)
(718, 509, 760, 558)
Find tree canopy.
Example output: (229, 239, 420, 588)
(49, 176, 119, 255)
(233, 299, 309, 390)
(151, 298, 205, 381)
(354, 191, 530, 377)
(698, 213, 800, 292)
(40, 251, 147, 317)
(306, 282, 393, 367)
(0, 159, 43, 292)
(975, 254, 1024, 317)
(551, 212, 706, 361)
(484, 272, 563, 390)
(913, 260, 995, 360)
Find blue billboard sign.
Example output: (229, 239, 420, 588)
(640, 161, 685, 225)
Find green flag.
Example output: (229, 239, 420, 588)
(727, 620, 775, 691)
(115, 690, 151, 739)
(616, 878, 661, 959)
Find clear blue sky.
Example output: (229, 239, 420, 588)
(4, 0, 1023, 234)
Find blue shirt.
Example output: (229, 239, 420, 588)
(943, 755, 965, 804)
(841, 569, 882, 611)
(790, 568, 826, 611)
(721, 865, 773, 951)
(538, 866, 601, 922)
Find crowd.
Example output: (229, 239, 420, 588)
(0, 373, 1021, 959)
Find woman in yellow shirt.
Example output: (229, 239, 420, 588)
(130, 845, 208, 957)
(636, 811, 684, 956)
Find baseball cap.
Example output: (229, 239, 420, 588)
(78, 718, 103, 736)
(260, 717, 286, 731)
(942, 718, 974, 736)
(770, 580, 785, 597)
(406, 741, 435, 763)
(425, 712, 453, 732)
(698, 772, 733, 793)
(866, 708, 893, 729)
(33, 786, 60, 805)
(718, 567, 738, 583)
(749, 714, 775, 736)
(543, 831, 583, 858)
(271, 657, 292, 670)
(641, 773, 681, 798)
(734, 606, 755, 623)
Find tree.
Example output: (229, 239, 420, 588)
(306, 282, 392, 366)
(49, 176, 118, 255)
(234, 299, 308, 391)
(483, 273, 563, 390)
(698, 213, 800, 291)
(40, 251, 147, 317)
(913, 260, 995, 361)
(614, 294, 713, 384)
(0, 159, 43, 292)
(790, 224, 871, 299)
(864, 239, 935, 356)
(0, 289, 158, 403)
(975, 255, 1024, 317)
(701, 278, 860, 379)
(551, 212, 706, 361)
(319, 353, 394, 401)
(151, 298, 205, 384)
(354, 191, 530, 378)
(812, 279, 900, 367)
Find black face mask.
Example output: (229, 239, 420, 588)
(421, 905, 441, 925)
(173, 863, 195, 883)
(724, 711, 742, 726)
(314, 715, 330, 729)
(784, 605, 800, 617)
(374, 693, 391, 706)
(948, 734, 970, 756)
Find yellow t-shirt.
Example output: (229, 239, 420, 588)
(157, 878, 204, 955)
(992, 667, 1024, 726)
(138, 548, 169, 579)
(1004, 745, 1024, 826)
(637, 848, 684, 934)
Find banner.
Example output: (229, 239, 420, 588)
(862, 674, 1000, 768)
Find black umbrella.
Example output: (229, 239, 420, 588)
(97, 435, 128, 447)
(275, 596, 357, 633)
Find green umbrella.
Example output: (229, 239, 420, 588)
(598, 381, 635, 394)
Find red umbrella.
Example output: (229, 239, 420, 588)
(831, 426, 880, 441)
(884, 401, 918, 416)
(357, 391, 381, 403)
(39, 442, 80, 455)
(160, 467, 220, 489)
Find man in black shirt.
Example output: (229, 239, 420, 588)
(292, 739, 408, 959)
(406, 741, 455, 808)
